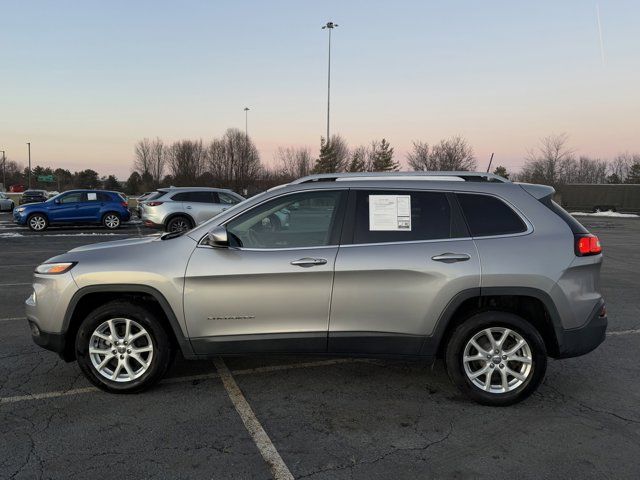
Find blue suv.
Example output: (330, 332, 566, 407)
(13, 190, 131, 231)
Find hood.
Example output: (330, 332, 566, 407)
(69, 235, 162, 252)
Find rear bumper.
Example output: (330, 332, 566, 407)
(555, 299, 607, 359)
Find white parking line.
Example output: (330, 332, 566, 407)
(214, 358, 294, 480)
(0, 317, 25, 323)
(0, 283, 31, 287)
(0, 358, 360, 405)
(607, 329, 640, 336)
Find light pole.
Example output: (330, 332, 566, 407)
(244, 107, 250, 140)
(322, 21, 338, 144)
(1, 150, 5, 191)
(27, 142, 31, 189)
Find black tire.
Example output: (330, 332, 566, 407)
(102, 212, 121, 229)
(27, 213, 48, 231)
(166, 215, 192, 233)
(445, 311, 547, 406)
(75, 300, 174, 393)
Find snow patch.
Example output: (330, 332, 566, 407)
(570, 210, 638, 218)
(0, 232, 23, 237)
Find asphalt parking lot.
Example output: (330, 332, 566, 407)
(1, 211, 639, 479)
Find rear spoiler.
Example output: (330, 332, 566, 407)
(517, 183, 555, 200)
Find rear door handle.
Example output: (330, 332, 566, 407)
(431, 253, 471, 263)
(290, 257, 328, 267)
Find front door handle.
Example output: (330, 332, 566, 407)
(186, 205, 192, 209)
(431, 253, 471, 263)
(290, 257, 328, 267)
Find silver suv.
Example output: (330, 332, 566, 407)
(140, 187, 245, 232)
(26, 172, 607, 406)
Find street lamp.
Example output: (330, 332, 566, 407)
(322, 21, 338, 144)
(1, 150, 5, 191)
(26, 142, 31, 189)
(244, 107, 250, 140)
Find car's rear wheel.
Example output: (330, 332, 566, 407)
(102, 212, 121, 229)
(75, 300, 174, 393)
(166, 216, 192, 233)
(27, 213, 48, 231)
(445, 311, 547, 406)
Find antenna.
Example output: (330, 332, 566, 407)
(486, 152, 495, 173)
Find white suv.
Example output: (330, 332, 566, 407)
(140, 187, 245, 232)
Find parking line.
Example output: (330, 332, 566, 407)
(214, 358, 294, 480)
(0, 317, 25, 323)
(607, 329, 640, 336)
(0, 358, 361, 405)
(0, 283, 31, 287)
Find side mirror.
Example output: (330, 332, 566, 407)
(204, 225, 229, 248)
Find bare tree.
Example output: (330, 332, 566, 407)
(519, 133, 575, 186)
(208, 128, 262, 192)
(608, 152, 639, 183)
(134, 138, 153, 177)
(275, 146, 312, 179)
(150, 138, 165, 185)
(167, 140, 206, 185)
(407, 141, 434, 171)
(430, 135, 476, 171)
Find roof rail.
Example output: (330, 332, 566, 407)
(290, 171, 510, 184)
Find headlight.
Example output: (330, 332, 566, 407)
(16, 207, 26, 213)
(35, 262, 77, 275)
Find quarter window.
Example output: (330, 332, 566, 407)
(226, 190, 344, 249)
(173, 191, 214, 203)
(353, 190, 453, 244)
(456, 193, 527, 237)
(217, 192, 241, 205)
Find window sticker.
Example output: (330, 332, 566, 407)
(369, 195, 412, 231)
(87, 192, 97, 201)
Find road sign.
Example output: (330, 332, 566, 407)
(37, 175, 55, 183)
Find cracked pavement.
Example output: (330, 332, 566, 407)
(1, 214, 640, 479)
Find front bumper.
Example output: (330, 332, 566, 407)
(555, 299, 607, 358)
(13, 209, 27, 225)
(28, 320, 66, 355)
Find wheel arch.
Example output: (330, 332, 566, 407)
(61, 285, 195, 361)
(422, 287, 564, 359)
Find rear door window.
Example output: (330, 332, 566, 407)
(172, 191, 215, 203)
(456, 193, 527, 237)
(352, 190, 454, 244)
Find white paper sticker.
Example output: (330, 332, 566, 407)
(369, 195, 412, 231)
(87, 192, 97, 201)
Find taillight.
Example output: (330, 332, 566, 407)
(146, 202, 164, 207)
(121, 202, 128, 208)
(575, 234, 602, 256)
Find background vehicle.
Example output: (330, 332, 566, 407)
(140, 187, 245, 232)
(13, 189, 130, 231)
(0, 192, 15, 211)
(557, 183, 640, 213)
(26, 172, 606, 405)
(133, 191, 155, 218)
(19, 189, 48, 205)
(9, 184, 26, 193)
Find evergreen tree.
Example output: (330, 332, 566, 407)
(493, 165, 509, 179)
(313, 136, 346, 173)
(626, 162, 640, 184)
(347, 146, 368, 172)
(125, 171, 143, 194)
(370, 138, 399, 172)
(606, 173, 622, 184)
(103, 175, 120, 191)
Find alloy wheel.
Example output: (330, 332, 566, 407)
(462, 327, 533, 393)
(29, 215, 47, 231)
(169, 219, 190, 232)
(104, 214, 120, 229)
(89, 318, 154, 383)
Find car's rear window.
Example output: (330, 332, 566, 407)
(353, 190, 454, 244)
(146, 191, 166, 201)
(457, 193, 527, 237)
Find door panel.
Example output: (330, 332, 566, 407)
(328, 188, 480, 355)
(48, 192, 84, 221)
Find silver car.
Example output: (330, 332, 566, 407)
(140, 187, 245, 232)
(25, 172, 607, 406)
(0, 192, 15, 211)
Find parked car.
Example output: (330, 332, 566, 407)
(0, 192, 15, 211)
(133, 191, 155, 218)
(26, 172, 607, 406)
(13, 189, 131, 231)
(19, 189, 48, 205)
(9, 184, 26, 193)
(140, 187, 245, 232)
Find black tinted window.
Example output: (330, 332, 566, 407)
(353, 190, 453, 244)
(172, 191, 214, 203)
(457, 194, 527, 237)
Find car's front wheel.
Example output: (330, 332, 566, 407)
(445, 311, 547, 406)
(102, 212, 121, 229)
(27, 213, 48, 231)
(75, 301, 174, 393)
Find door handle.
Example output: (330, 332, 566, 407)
(290, 257, 328, 267)
(431, 253, 471, 263)
(186, 205, 192, 209)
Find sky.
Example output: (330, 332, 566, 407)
(1, 0, 639, 179)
